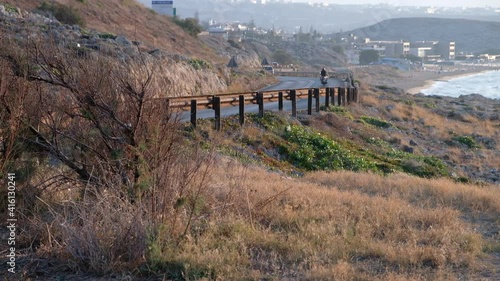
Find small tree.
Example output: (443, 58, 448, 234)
(272, 49, 295, 65)
(359, 49, 380, 65)
(173, 17, 203, 37)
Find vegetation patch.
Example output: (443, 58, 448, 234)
(188, 58, 210, 70)
(279, 125, 377, 171)
(173, 17, 203, 37)
(322, 105, 352, 118)
(249, 112, 291, 132)
(98, 32, 117, 40)
(2, 3, 18, 13)
(38, 2, 86, 27)
(452, 135, 480, 149)
(386, 149, 449, 178)
(366, 137, 390, 148)
(360, 115, 392, 128)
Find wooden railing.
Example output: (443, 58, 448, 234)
(167, 86, 359, 130)
(274, 71, 353, 81)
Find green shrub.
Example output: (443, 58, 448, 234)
(38, 2, 86, 27)
(3, 3, 18, 13)
(452, 135, 480, 149)
(98, 32, 117, 40)
(279, 125, 376, 172)
(360, 116, 392, 128)
(173, 17, 203, 37)
(366, 137, 390, 148)
(386, 149, 449, 178)
(188, 58, 210, 70)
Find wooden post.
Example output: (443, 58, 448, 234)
(239, 95, 245, 126)
(340, 88, 346, 106)
(331, 88, 336, 105)
(307, 89, 313, 115)
(190, 99, 197, 128)
(314, 88, 320, 112)
(325, 88, 330, 108)
(337, 87, 342, 106)
(290, 90, 297, 117)
(257, 92, 264, 118)
(354, 87, 359, 103)
(347, 88, 351, 104)
(278, 91, 283, 111)
(166, 98, 171, 112)
(213, 96, 221, 131)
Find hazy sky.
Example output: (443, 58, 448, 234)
(297, 0, 499, 7)
(137, 0, 499, 8)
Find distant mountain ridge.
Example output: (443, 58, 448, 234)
(347, 17, 500, 54)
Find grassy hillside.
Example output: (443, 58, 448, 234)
(2, 0, 222, 62)
(347, 17, 500, 53)
(1, 2, 500, 280)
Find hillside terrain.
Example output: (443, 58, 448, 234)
(346, 17, 500, 53)
(2, 0, 216, 60)
(1, 2, 499, 281)
(1, 0, 348, 75)
(0, 0, 279, 93)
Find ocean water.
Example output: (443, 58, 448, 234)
(421, 70, 500, 99)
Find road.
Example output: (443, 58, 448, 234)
(176, 76, 348, 121)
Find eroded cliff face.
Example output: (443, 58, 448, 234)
(130, 51, 230, 97)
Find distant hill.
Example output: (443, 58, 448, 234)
(347, 18, 500, 54)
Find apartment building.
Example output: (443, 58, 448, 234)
(434, 41, 456, 60)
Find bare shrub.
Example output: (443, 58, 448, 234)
(0, 31, 219, 274)
(48, 187, 147, 273)
(0, 32, 38, 179)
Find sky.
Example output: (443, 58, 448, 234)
(137, 0, 499, 8)
(297, 0, 499, 7)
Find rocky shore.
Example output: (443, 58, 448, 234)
(353, 64, 497, 95)
(354, 65, 499, 184)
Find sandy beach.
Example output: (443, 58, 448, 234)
(352, 65, 497, 94)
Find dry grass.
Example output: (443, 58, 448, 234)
(158, 162, 494, 280)
(304, 171, 500, 215)
(15, 153, 498, 280)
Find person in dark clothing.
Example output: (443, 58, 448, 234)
(320, 67, 327, 77)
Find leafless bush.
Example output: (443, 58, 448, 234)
(1, 31, 219, 273)
(0, 32, 36, 177)
(49, 186, 147, 273)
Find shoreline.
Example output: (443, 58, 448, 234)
(405, 69, 493, 95)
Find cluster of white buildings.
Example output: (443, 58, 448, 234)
(342, 34, 458, 65)
(357, 38, 456, 60)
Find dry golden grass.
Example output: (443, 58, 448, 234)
(13, 116, 499, 280)
(131, 160, 496, 280)
(304, 171, 500, 215)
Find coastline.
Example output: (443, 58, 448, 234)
(405, 68, 493, 95)
(352, 64, 499, 97)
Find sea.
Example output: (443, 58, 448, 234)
(421, 70, 500, 100)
